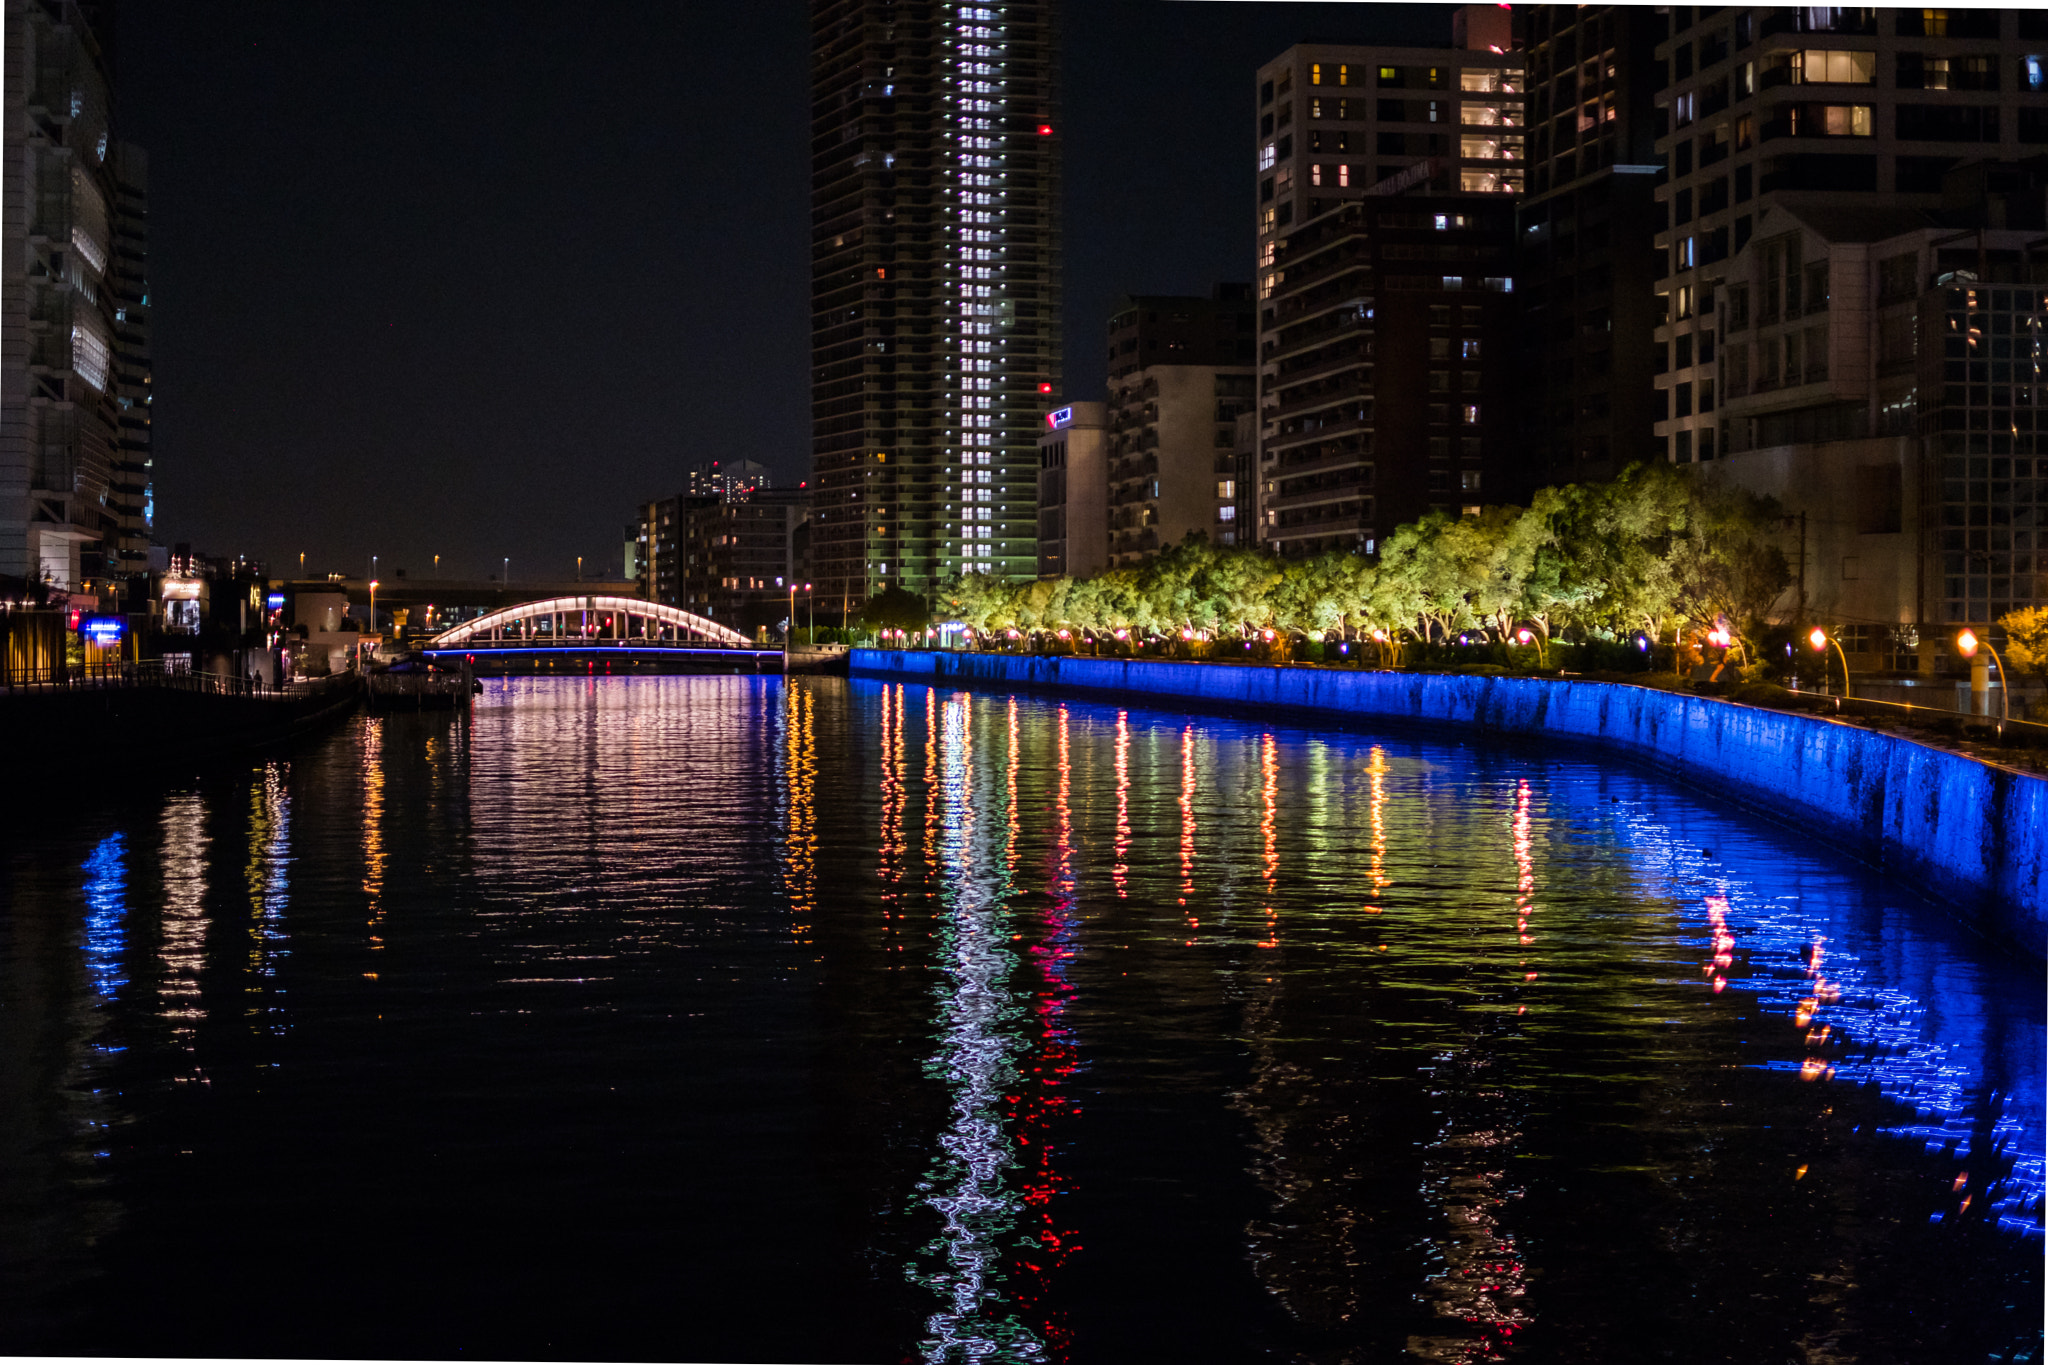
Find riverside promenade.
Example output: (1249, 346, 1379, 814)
(851, 649, 2048, 956)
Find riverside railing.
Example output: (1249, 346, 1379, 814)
(0, 661, 357, 701)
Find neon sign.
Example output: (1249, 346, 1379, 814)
(80, 615, 125, 645)
(1045, 406, 1073, 429)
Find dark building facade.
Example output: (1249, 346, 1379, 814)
(1256, 197, 1520, 557)
(810, 0, 1061, 617)
(1514, 5, 1668, 489)
(638, 489, 811, 638)
(2, 0, 151, 607)
(1652, 5, 2048, 467)
(1106, 288, 1256, 564)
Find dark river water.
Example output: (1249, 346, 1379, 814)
(1, 675, 2040, 1364)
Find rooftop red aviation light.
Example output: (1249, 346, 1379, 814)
(1038, 382, 1053, 393)
(1037, 123, 1053, 135)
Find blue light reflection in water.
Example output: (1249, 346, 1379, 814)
(1614, 806, 2045, 1240)
(80, 834, 128, 1003)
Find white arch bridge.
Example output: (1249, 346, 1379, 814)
(425, 595, 756, 651)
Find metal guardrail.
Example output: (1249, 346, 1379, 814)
(0, 661, 357, 701)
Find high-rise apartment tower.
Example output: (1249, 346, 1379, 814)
(2, 0, 151, 603)
(810, 1, 1061, 617)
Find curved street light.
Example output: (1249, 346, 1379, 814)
(1956, 627, 2008, 727)
(1808, 626, 1852, 700)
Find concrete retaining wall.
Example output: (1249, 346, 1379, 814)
(850, 650, 2048, 956)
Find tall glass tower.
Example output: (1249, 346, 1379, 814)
(811, 1, 1062, 617)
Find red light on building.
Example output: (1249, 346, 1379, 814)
(1037, 124, 1053, 136)
(1038, 382, 1053, 393)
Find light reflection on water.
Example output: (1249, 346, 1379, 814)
(1612, 809, 2047, 1242)
(2, 676, 2039, 1362)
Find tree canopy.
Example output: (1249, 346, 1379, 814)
(933, 466, 1793, 654)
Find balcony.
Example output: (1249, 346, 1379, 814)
(1276, 335, 1373, 379)
(1269, 374, 1372, 423)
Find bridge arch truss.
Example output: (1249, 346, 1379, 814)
(426, 596, 752, 649)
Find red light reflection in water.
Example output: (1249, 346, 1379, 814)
(1011, 701, 1084, 1358)
(1703, 894, 1734, 995)
(1259, 733, 1279, 948)
(1412, 781, 1538, 1361)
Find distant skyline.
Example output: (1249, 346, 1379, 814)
(119, 1, 1453, 580)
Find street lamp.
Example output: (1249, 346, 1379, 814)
(368, 579, 379, 661)
(503, 556, 510, 585)
(1807, 626, 1852, 699)
(577, 555, 583, 582)
(1956, 627, 2008, 726)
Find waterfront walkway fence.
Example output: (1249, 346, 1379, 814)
(0, 660, 356, 702)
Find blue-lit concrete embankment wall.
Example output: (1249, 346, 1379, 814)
(849, 650, 2048, 955)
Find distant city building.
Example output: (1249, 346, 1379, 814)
(685, 458, 773, 501)
(1652, 6, 2048, 468)
(810, 0, 1062, 615)
(1035, 400, 1107, 578)
(1106, 289, 1256, 565)
(1251, 14, 1525, 555)
(1514, 5, 1669, 489)
(637, 488, 811, 636)
(1252, 14, 1523, 262)
(1712, 166, 2046, 662)
(1255, 197, 1520, 557)
(1, 1, 151, 608)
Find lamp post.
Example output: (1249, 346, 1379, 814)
(503, 556, 510, 585)
(577, 555, 583, 582)
(1807, 627, 1852, 701)
(1956, 627, 2008, 728)
(368, 579, 379, 662)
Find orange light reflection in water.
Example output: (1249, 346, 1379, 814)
(782, 682, 817, 944)
(1363, 746, 1388, 918)
(1259, 733, 1279, 948)
(361, 720, 385, 957)
(1113, 710, 1130, 899)
(1179, 726, 1198, 940)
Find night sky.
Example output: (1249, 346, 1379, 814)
(117, 1, 1453, 581)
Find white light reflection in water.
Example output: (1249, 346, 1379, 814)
(159, 792, 211, 1065)
(247, 763, 292, 1032)
(909, 692, 1048, 1364)
(1616, 808, 2046, 1241)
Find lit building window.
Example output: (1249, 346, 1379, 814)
(1790, 48, 1876, 84)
